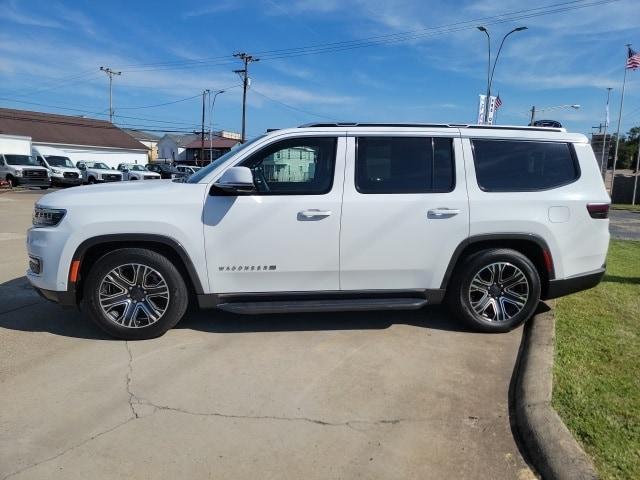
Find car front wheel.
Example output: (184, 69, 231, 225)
(447, 248, 541, 333)
(83, 248, 189, 340)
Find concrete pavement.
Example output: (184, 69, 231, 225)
(0, 189, 535, 480)
(610, 209, 640, 240)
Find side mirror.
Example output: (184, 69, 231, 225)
(212, 166, 256, 195)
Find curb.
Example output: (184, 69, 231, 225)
(514, 303, 599, 480)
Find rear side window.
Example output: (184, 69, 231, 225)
(472, 139, 579, 192)
(356, 137, 454, 194)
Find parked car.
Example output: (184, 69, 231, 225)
(176, 165, 202, 176)
(0, 134, 49, 189)
(32, 146, 82, 187)
(145, 163, 186, 180)
(76, 161, 122, 184)
(117, 163, 161, 181)
(27, 123, 610, 340)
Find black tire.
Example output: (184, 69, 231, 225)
(447, 248, 541, 333)
(88, 177, 96, 184)
(7, 176, 17, 188)
(83, 248, 189, 340)
(39, 186, 49, 190)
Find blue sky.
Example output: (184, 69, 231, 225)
(1, 0, 640, 138)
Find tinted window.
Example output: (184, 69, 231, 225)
(472, 139, 579, 192)
(241, 137, 337, 195)
(356, 137, 454, 194)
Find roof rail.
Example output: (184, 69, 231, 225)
(297, 122, 565, 132)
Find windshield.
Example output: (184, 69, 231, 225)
(130, 165, 146, 171)
(88, 162, 110, 170)
(45, 156, 74, 168)
(187, 135, 265, 183)
(5, 155, 37, 166)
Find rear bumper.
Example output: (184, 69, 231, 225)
(543, 268, 605, 300)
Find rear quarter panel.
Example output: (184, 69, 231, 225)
(462, 134, 610, 280)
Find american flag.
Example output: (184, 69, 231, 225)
(495, 95, 503, 109)
(626, 47, 640, 70)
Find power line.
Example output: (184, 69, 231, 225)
(116, 94, 202, 110)
(252, 89, 336, 121)
(107, 0, 619, 73)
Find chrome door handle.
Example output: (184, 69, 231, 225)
(428, 208, 461, 218)
(299, 209, 332, 218)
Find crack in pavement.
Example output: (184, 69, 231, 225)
(3, 341, 430, 479)
(124, 341, 139, 419)
(1, 417, 135, 480)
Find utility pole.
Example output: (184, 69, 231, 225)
(99, 66, 121, 122)
(233, 52, 259, 142)
(529, 105, 536, 125)
(201, 89, 209, 167)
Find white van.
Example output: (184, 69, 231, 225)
(0, 134, 50, 189)
(32, 146, 83, 187)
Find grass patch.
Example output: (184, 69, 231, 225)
(553, 240, 640, 480)
(611, 204, 640, 212)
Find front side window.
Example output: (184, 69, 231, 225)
(472, 139, 579, 192)
(355, 137, 454, 194)
(241, 137, 337, 195)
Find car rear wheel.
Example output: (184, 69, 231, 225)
(83, 248, 189, 340)
(447, 248, 541, 332)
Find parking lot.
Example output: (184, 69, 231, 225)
(0, 188, 537, 479)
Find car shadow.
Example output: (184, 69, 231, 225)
(0, 276, 478, 339)
(603, 274, 640, 285)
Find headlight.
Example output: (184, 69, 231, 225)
(33, 206, 66, 227)
(14, 170, 23, 177)
(51, 168, 62, 174)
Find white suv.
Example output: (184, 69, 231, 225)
(26, 123, 610, 340)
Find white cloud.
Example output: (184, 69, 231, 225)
(182, 1, 239, 19)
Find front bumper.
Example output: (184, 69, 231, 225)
(51, 176, 82, 186)
(16, 177, 50, 187)
(543, 268, 606, 300)
(33, 286, 77, 306)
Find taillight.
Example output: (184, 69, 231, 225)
(587, 203, 609, 219)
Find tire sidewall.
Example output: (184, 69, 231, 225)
(83, 249, 188, 340)
(455, 250, 541, 332)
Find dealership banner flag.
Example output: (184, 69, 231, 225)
(477, 95, 487, 124)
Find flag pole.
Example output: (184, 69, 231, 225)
(610, 44, 631, 198)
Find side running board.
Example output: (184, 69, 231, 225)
(217, 297, 428, 315)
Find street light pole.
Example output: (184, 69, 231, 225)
(208, 89, 225, 163)
(477, 26, 527, 124)
(477, 27, 491, 123)
(599, 87, 613, 178)
(528, 104, 580, 124)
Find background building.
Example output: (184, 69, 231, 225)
(0, 108, 148, 168)
(157, 131, 241, 163)
(123, 129, 160, 162)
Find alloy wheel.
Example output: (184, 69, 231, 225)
(98, 263, 170, 328)
(468, 262, 529, 322)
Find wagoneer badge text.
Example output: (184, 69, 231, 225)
(219, 265, 277, 272)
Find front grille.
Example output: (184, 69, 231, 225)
(103, 174, 121, 182)
(143, 175, 158, 180)
(23, 169, 47, 178)
(63, 172, 79, 178)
